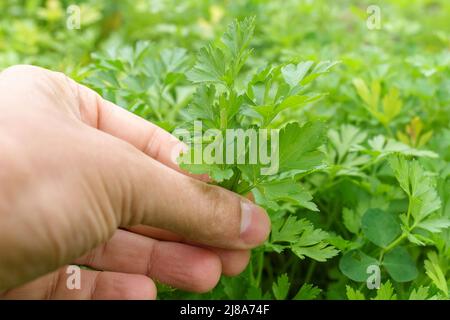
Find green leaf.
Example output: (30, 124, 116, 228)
(245, 286, 262, 300)
(244, 65, 277, 107)
(343, 207, 361, 234)
(255, 179, 318, 211)
(361, 208, 401, 247)
(281, 61, 313, 87)
(382, 87, 402, 121)
(409, 286, 430, 300)
(221, 275, 249, 299)
(268, 215, 338, 262)
(185, 85, 218, 125)
(187, 44, 226, 84)
(406, 232, 427, 246)
(160, 47, 190, 74)
(327, 235, 355, 251)
(383, 246, 418, 282)
(292, 242, 339, 262)
(272, 274, 290, 300)
(353, 78, 372, 106)
(276, 93, 325, 112)
(179, 156, 234, 182)
(269, 215, 310, 246)
(389, 156, 441, 223)
(346, 286, 365, 300)
(278, 122, 326, 173)
(302, 60, 340, 84)
(366, 135, 438, 159)
(372, 281, 397, 300)
(295, 226, 330, 247)
(339, 250, 379, 282)
(221, 17, 254, 62)
(245, 286, 272, 300)
(416, 217, 450, 233)
(293, 283, 321, 300)
(327, 125, 367, 164)
(424, 252, 448, 297)
(187, 18, 255, 86)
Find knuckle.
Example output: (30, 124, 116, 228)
(1, 64, 45, 77)
(0, 65, 75, 104)
(0, 64, 75, 103)
(0, 65, 56, 87)
(189, 255, 221, 293)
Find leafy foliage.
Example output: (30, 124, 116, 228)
(2, 0, 449, 300)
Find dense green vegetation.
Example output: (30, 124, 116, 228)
(1, 0, 449, 300)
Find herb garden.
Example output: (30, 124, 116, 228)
(1, 0, 449, 300)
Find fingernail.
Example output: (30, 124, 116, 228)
(240, 201, 271, 246)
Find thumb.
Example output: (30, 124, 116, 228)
(113, 147, 271, 250)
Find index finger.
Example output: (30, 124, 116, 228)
(67, 76, 207, 180)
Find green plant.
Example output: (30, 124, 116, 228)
(175, 18, 339, 299)
(84, 13, 449, 301)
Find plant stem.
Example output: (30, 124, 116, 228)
(249, 257, 256, 286)
(255, 250, 265, 287)
(304, 261, 317, 283)
(231, 170, 241, 192)
(378, 233, 407, 262)
(384, 123, 394, 137)
(406, 196, 412, 226)
(237, 178, 263, 195)
(379, 193, 413, 262)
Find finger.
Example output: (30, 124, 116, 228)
(126, 225, 251, 276)
(75, 230, 222, 293)
(208, 248, 250, 276)
(0, 267, 156, 300)
(100, 130, 271, 249)
(125, 192, 257, 243)
(125, 225, 183, 242)
(66, 77, 209, 181)
(122, 155, 270, 249)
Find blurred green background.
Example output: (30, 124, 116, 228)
(1, 0, 448, 129)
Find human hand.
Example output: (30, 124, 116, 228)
(0, 65, 270, 299)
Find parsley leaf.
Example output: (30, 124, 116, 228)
(272, 274, 290, 300)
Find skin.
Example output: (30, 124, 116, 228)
(0, 65, 271, 299)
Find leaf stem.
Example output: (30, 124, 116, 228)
(304, 261, 317, 283)
(384, 123, 394, 138)
(406, 196, 413, 226)
(230, 170, 242, 192)
(237, 177, 264, 195)
(255, 250, 265, 287)
(378, 233, 407, 262)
